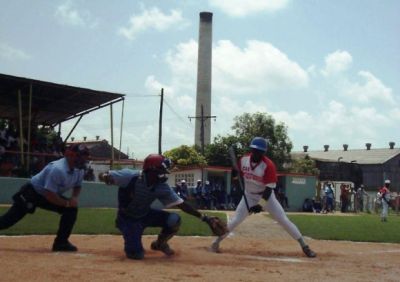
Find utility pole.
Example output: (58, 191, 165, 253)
(188, 104, 216, 155)
(158, 88, 164, 155)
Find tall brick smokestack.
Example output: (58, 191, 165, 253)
(195, 12, 213, 148)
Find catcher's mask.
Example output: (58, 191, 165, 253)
(143, 154, 172, 184)
(65, 144, 90, 170)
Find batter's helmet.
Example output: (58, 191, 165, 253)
(143, 154, 171, 174)
(249, 137, 268, 152)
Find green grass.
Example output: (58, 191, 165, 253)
(287, 213, 400, 243)
(0, 207, 224, 236)
(1, 207, 399, 244)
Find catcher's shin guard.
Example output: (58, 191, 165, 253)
(151, 213, 181, 256)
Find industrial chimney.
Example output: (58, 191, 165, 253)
(194, 12, 213, 150)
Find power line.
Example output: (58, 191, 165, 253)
(164, 98, 194, 126)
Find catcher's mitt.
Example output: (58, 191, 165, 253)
(202, 215, 228, 236)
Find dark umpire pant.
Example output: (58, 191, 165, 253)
(0, 183, 77, 243)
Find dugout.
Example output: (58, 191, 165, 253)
(278, 173, 317, 212)
(0, 73, 125, 173)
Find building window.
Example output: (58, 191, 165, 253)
(175, 173, 194, 187)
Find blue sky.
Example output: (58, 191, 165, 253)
(1, 0, 399, 159)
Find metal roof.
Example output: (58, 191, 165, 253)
(292, 148, 400, 164)
(0, 73, 124, 126)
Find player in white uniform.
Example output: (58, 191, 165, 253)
(211, 137, 316, 258)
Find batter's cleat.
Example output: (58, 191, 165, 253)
(151, 240, 175, 256)
(302, 245, 316, 258)
(126, 251, 144, 260)
(52, 240, 78, 252)
(210, 241, 221, 253)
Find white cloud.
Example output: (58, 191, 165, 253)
(165, 39, 198, 92)
(55, 1, 98, 28)
(344, 71, 395, 105)
(279, 100, 395, 151)
(118, 7, 186, 41)
(272, 111, 314, 131)
(209, 0, 289, 17)
(213, 40, 309, 93)
(0, 43, 30, 60)
(145, 75, 175, 98)
(163, 39, 308, 95)
(321, 50, 352, 76)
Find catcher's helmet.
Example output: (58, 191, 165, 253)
(249, 137, 268, 152)
(143, 154, 171, 174)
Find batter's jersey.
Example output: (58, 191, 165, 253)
(239, 153, 277, 194)
(30, 157, 84, 196)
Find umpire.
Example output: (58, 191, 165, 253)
(0, 143, 89, 252)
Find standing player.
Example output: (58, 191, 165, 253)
(98, 154, 226, 260)
(211, 137, 316, 258)
(0, 144, 89, 252)
(378, 180, 391, 222)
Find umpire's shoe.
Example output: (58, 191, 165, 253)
(302, 245, 316, 258)
(151, 240, 175, 256)
(52, 240, 78, 252)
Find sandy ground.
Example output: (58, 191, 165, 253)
(1, 213, 400, 282)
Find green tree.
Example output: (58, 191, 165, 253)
(164, 145, 207, 167)
(231, 112, 293, 170)
(204, 135, 240, 166)
(288, 155, 319, 175)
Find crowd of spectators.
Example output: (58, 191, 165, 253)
(173, 179, 243, 211)
(0, 120, 64, 177)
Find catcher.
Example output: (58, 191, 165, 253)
(99, 154, 227, 260)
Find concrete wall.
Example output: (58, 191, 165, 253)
(284, 175, 317, 212)
(0, 177, 119, 208)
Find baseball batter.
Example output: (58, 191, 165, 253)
(211, 137, 316, 258)
(99, 154, 226, 260)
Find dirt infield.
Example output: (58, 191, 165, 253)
(1, 214, 400, 282)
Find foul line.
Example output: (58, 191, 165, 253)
(239, 254, 308, 263)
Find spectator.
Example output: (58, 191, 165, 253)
(202, 180, 212, 210)
(355, 184, 368, 212)
(378, 180, 391, 222)
(324, 183, 335, 213)
(340, 184, 351, 213)
(302, 198, 313, 212)
(195, 180, 203, 209)
(84, 166, 95, 181)
(176, 180, 188, 201)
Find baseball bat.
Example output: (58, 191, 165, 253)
(228, 146, 250, 212)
